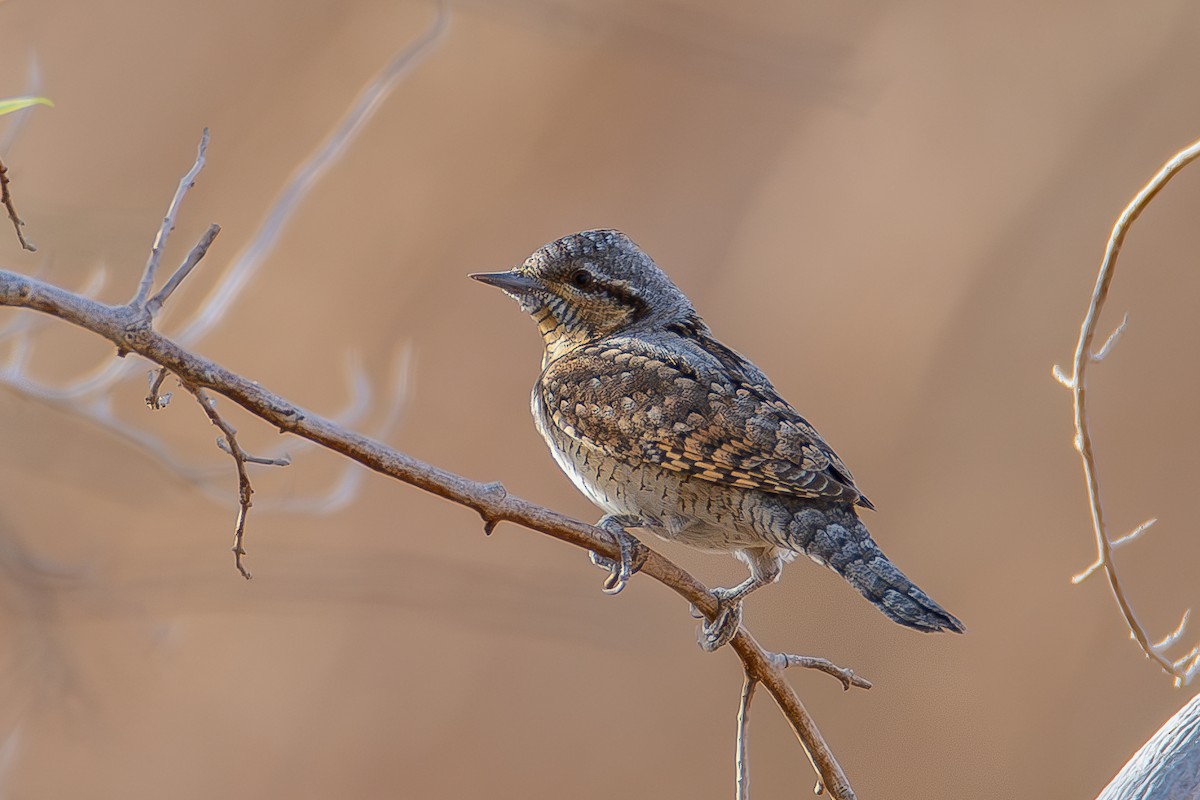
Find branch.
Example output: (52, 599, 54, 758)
(0, 262, 868, 799)
(1054, 137, 1200, 685)
(0, 156, 35, 252)
(736, 674, 756, 800)
(146, 223, 221, 318)
(131, 128, 209, 308)
(181, 383, 290, 579)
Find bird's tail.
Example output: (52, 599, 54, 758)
(787, 505, 965, 633)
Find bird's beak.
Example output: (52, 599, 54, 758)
(469, 269, 542, 296)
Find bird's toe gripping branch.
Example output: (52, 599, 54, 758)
(589, 515, 648, 594)
(696, 588, 745, 652)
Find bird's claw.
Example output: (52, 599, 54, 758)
(590, 548, 633, 594)
(696, 589, 743, 652)
(589, 517, 644, 595)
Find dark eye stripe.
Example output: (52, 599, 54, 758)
(600, 282, 649, 320)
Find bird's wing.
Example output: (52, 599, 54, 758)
(537, 334, 871, 508)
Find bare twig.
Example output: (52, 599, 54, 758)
(146, 223, 221, 318)
(1092, 312, 1128, 362)
(131, 129, 209, 308)
(773, 652, 874, 691)
(0, 261, 866, 799)
(1071, 518, 1157, 584)
(146, 367, 171, 409)
(180, 382, 292, 579)
(0, 157, 35, 252)
(736, 674, 757, 800)
(1054, 137, 1200, 685)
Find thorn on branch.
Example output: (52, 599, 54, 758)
(1092, 312, 1129, 361)
(478, 483, 508, 535)
(1154, 610, 1192, 653)
(0, 156, 37, 251)
(1051, 364, 1075, 388)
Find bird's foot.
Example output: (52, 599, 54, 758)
(589, 515, 646, 595)
(693, 588, 744, 652)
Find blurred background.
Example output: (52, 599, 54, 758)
(2, 1, 1200, 797)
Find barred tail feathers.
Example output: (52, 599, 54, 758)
(788, 506, 965, 634)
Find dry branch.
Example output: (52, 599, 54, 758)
(0, 157, 35, 252)
(1055, 137, 1200, 685)
(132, 129, 209, 308)
(0, 259, 868, 798)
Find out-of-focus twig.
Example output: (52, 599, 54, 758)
(34, 6, 446, 402)
(0, 157, 35, 252)
(1054, 137, 1200, 686)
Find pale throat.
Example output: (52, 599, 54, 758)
(532, 298, 634, 367)
(537, 311, 586, 367)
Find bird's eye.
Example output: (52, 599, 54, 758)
(570, 269, 595, 290)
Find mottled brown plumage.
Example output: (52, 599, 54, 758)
(472, 230, 963, 649)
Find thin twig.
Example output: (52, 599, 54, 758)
(736, 673, 757, 800)
(146, 367, 171, 409)
(1155, 611, 1192, 653)
(146, 224, 221, 318)
(180, 382, 279, 580)
(1071, 518, 1157, 584)
(1055, 137, 1200, 685)
(773, 653, 874, 691)
(216, 437, 290, 466)
(1091, 313, 1128, 361)
(0, 157, 35, 252)
(131, 128, 209, 308)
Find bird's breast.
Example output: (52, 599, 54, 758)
(530, 385, 770, 551)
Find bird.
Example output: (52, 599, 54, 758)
(471, 229, 964, 650)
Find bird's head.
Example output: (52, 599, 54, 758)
(471, 230, 693, 362)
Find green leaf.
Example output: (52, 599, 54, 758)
(0, 96, 54, 117)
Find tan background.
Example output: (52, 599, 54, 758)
(2, 1, 1200, 797)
